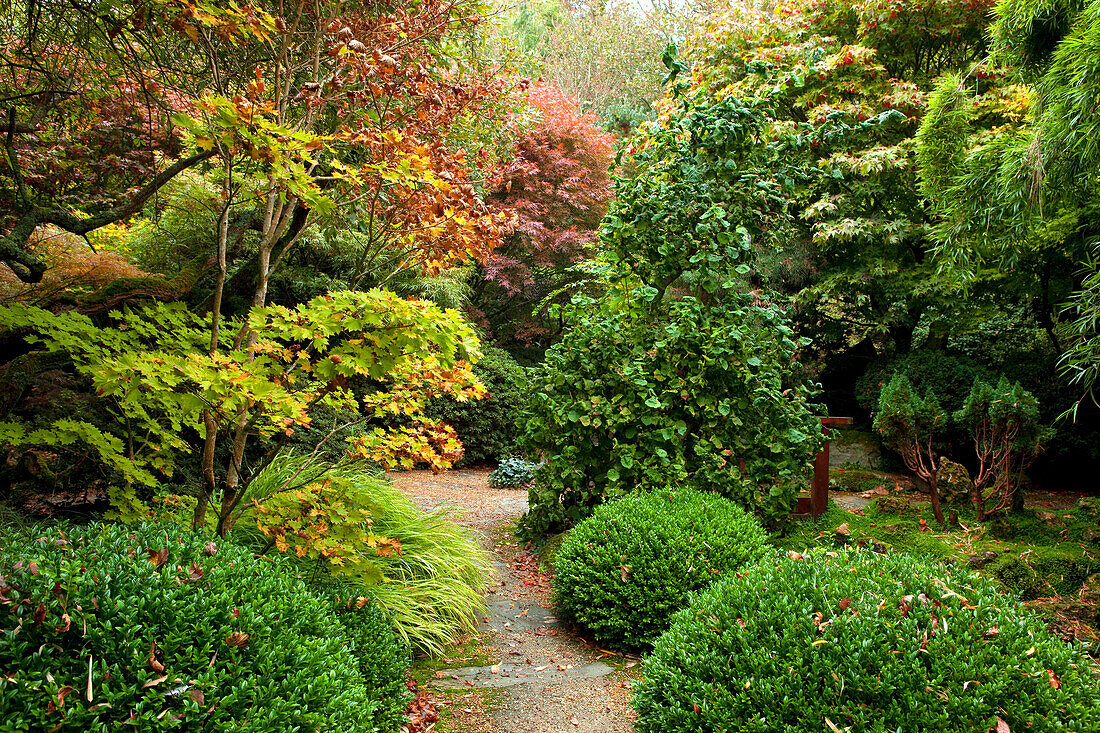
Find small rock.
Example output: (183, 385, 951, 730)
(968, 551, 999, 569)
(1035, 509, 1064, 527)
(835, 523, 851, 545)
(875, 495, 913, 516)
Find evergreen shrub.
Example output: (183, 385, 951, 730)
(487, 457, 539, 488)
(552, 489, 768, 650)
(0, 523, 409, 732)
(423, 347, 525, 465)
(634, 548, 1100, 733)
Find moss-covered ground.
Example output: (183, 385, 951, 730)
(773, 492, 1100, 651)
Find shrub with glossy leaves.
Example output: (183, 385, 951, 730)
(0, 523, 409, 732)
(634, 548, 1100, 733)
(552, 489, 768, 650)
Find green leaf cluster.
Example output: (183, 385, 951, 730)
(487, 456, 540, 488)
(0, 289, 482, 524)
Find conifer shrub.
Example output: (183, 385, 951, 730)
(552, 489, 768, 650)
(0, 523, 409, 732)
(634, 548, 1100, 733)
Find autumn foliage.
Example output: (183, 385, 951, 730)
(474, 80, 615, 345)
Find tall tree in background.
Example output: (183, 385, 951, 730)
(915, 0, 1100, 414)
(506, 0, 675, 132)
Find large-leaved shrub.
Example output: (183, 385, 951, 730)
(517, 92, 823, 536)
(634, 548, 1100, 732)
(0, 523, 409, 732)
(521, 294, 822, 535)
(552, 489, 768, 650)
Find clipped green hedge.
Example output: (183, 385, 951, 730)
(0, 523, 409, 732)
(552, 489, 768, 650)
(634, 548, 1100, 733)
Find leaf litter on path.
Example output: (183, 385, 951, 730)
(392, 468, 637, 733)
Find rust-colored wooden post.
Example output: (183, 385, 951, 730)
(812, 417, 854, 519)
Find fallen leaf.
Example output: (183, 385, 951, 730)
(147, 548, 169, 569)
(28, 561, 39, 575)
(57, 685, 74, 708)
(693, 703, 701, 713)
(148, 642, 165, 672)
(188, 689, 204, 705)
(55, 613, 71, 633)
(203, 542, 217, 556)
(996, 716, 1010, 733)
(142, 675, 168, 689)
(1047, 670, 1061, 689)
(225, 631, 249, 648)
(619, 563, 632, 582)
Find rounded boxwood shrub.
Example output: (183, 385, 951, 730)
(0, 523, 409, 732)
(552, 489, 768, 650)
(634, 548, 1100, 732)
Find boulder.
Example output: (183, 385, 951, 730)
(1074, 496, 1100, 520)
(937, 458, 973, 507)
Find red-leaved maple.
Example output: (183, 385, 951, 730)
(473, 80, 615, 345)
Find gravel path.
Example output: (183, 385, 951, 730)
(391, 468, 637, 733)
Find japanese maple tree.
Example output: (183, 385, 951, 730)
(472, 80, 615, 345)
